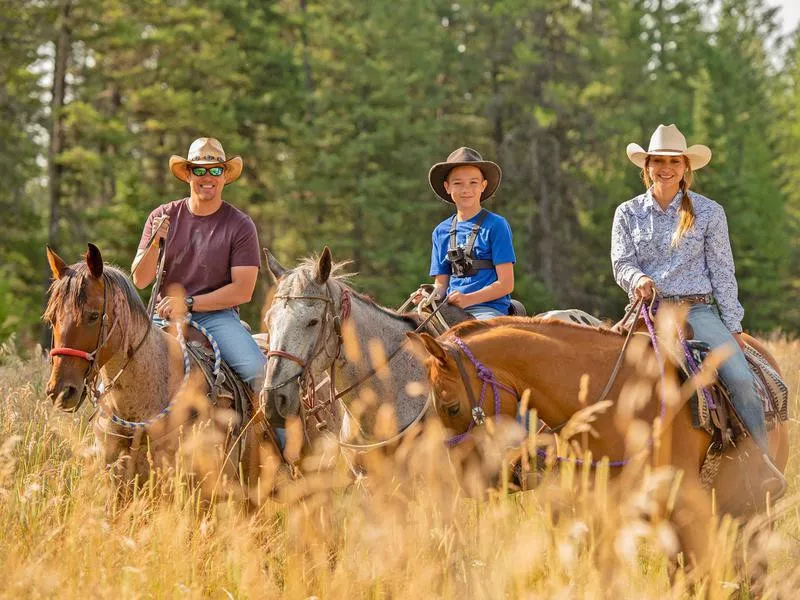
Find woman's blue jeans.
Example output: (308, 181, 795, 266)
(466, 305, 506, 320)
(685, 304, 766, 453)
(155, 309, 266, 388)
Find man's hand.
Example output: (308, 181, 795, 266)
(634, 276, 655, 301)
(155, 295, 186, 320)
(152, 215, 170, 246)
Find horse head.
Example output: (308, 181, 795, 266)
(44, 243, 146, 411)
(407, 331, 482, 435)
(262, 246, 343, 426)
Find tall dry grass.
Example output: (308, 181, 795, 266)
(1, 336, 798, 599)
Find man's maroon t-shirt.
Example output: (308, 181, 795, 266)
(137, 198, 261, 306)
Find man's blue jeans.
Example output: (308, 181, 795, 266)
(685, 304, 766, 453)
(190, 309, 266, 386)
(155, 309, 266, 387)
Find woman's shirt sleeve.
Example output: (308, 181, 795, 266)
(611, 204, 647, 297)
(704, 206, 744, 332)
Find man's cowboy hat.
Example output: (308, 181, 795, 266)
(428, 147, 502, 203)
(626, 124, 711, 170)
(169, 137, 244, 184)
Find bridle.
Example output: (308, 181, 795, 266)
(48, 273, 152, 416)
(263, 283, 348, 432)
(263, 280, 448, 446)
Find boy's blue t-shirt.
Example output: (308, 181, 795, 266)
(429, 209, 516, 314)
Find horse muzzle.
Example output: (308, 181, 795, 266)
(261, 380, 301, 427)
(46, 381, 86, 412)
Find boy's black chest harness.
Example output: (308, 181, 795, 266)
(446, 209, 495, 277)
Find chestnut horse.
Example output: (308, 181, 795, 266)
(409, 316, 789, 568)
(44, 244, 275, 500)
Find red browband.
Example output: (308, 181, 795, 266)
(49, 347, 94, 362)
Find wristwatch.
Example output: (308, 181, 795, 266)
(185, 296, 194, 311)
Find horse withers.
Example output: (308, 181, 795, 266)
(408, 315, 789, 569)
(43, 244, 279, 502)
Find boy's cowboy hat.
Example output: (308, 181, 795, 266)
(428, 147, 502, 203)
(626, 124, 711, 170)
(169, 137, 244, 184)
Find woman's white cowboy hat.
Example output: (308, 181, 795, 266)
(626, 124, 711, 170)
(169, 137, 244, 184)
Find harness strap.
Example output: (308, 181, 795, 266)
(447, 209, 493, 272)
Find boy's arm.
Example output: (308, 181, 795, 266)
(447, 263, 513, 308)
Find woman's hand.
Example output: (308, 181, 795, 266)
(634, 276, 655, 301)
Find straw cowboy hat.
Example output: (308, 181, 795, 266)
(169, 137, 244, 184)
(626, 124, 711, 170)
(428, 147, 502, 203)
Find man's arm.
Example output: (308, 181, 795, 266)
(155, 266, 259, 318)
(132, 215, 169, 289)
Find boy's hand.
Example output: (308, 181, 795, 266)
(447, 291, 470, 308)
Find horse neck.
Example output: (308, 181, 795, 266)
(99, 321, 182, 422)
(464, 325, 630, 429)
(331, 285, 427, 428)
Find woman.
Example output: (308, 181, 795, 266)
(611, 124, 784, 491)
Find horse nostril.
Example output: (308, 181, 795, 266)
(54, 385, 77, 407)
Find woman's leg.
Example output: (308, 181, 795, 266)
(685, 305, 767, 453)
(190, 310, 266, 389)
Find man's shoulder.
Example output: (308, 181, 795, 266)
(221, 202, 257, 228)
(480, 210, 510, 229)
(152, 197, 188, 217)
(433, 214, 456, 236)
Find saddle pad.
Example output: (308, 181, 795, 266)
(689, 343, 789, 437)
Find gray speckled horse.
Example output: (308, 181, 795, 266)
(262, 247, 472, 452)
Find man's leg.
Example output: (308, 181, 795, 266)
(191, 309, 266, 391)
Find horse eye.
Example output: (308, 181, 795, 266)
(307, 318, 319, 327)
(446, 404, 460, 417)
(88, 311, 100, 322)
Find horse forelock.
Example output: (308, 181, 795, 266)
(44, 262, 148, 354)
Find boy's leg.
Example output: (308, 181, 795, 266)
(190, 310, 267, 390)
(465, 305, 506, 320)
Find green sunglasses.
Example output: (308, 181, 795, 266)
(190, 166, 225, 177)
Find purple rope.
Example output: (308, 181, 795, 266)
(640, 301, 668, 422)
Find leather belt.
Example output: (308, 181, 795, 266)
(659, 293, 714, 305)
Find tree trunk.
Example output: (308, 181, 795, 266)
(41, 0, 73, 349)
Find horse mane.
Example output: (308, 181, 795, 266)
(278, 253, 419, 328)
(445, 315, 620, 340)
(44, 262, 149, 354)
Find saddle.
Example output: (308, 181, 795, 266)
(158, 321, 267, 439)
(684, 340, 789, 448)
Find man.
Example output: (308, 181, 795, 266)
(132, 137, 266, 391)
(425, 147, 515, 319)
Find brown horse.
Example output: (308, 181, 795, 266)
(409, 315, 789, 568)
(44, 244, 277, 501)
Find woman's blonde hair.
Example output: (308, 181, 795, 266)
(643, 155, 695, 246)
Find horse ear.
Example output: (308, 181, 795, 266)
(85, 243, 104, 279)
(315, 246, 332, 284)
(406, 332, 448, 366)
(46, 246, 68, 279)
(264, 247, 286, 281)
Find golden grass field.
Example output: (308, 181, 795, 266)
(0, 336, 798, 599)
